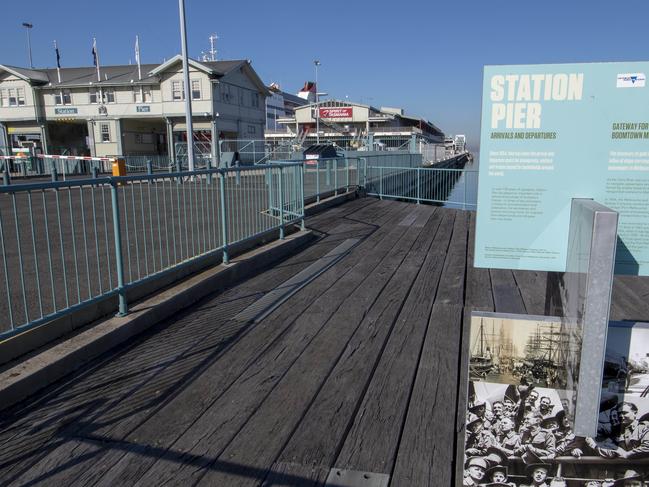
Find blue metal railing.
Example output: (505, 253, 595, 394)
(0, 152, 476, 339)
(0, 162, 303, 338)
(363, 165, 478, 210)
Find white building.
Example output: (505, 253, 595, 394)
(0, 55, 268, 160)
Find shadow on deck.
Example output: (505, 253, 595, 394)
(0, 197, 647, 486)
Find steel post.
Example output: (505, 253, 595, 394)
(278, 166, 285, 239)
(219, 171, 229, 264)
(110, 182, 128, 316)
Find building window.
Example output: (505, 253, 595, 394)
(8, 89, 18, 107)
(16, 88, 25, 106)
(102, 89, 115, 104)
(191, 80, 201, 100)
(100, 123, 111, 142)
(0, 90, 7, 107)
(133, 86, 152, 103)
(172, 81, 184, 101)
(54, 89, 72, 105)
(89, 89, 99, 104)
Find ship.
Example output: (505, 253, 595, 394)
(470, 318, 495, 378)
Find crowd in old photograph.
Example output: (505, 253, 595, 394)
(463, 382, 649, 486)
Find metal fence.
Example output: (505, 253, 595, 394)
(0, 163, 304, 339)
(363, 165, 478, 210)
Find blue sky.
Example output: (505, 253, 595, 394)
(2, 0, 649, 150)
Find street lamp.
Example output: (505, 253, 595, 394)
(314, 60, 321, 143)
(22, 22, 33, 68)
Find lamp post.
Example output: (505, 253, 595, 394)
(178, 0, 195, 172)
(314, 60, 320, 144)
(22, 23, 33, 68)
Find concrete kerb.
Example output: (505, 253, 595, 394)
(0, 229, 314, 412)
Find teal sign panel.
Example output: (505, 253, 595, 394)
(136, 105, 151, 112)
(54, 107, 78, 115)
(475, 61, 649, 275)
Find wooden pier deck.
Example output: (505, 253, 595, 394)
(0, 197, 647, 486)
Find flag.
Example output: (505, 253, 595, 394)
(55, 42, 61, 68)
(92, 39, 97, 67)
(135, 35, 142, 80)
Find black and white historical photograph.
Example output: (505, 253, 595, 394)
(469, 314, 581, 390)
(463, 381, 649, 486)
(603, 322, 649, 397)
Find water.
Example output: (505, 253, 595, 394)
(442, 156, 478, 210)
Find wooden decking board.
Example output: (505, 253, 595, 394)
(465, 213, 494, 310)
(262, 461, 330, 487)
(332, 211, 454, 475)
(104, 203, 419, 486)
(269, 208, 438, 471)
(435, 210, 469, 305)
(389, 303, 464, 487)
(191, 209, 432, 486)
(1, 201, 649, 487)
(489, 268, 526, 314)
(512, 270, 549, 316)
(1, 201, 393, 485)
(16, 200, 404, 486)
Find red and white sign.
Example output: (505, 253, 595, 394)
(318, 107, 353, 120)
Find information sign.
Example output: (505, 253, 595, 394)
(475, 62, 649, 275)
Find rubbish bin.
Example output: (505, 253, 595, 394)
(112, 158, 126, 177)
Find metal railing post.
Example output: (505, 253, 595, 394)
(147, 159, 153, 176)
(176, 159, 182, 185)
(334, 159, 338, 196)
(326, 160, 331, 187)
(278, 165, 285, 239)
(380, 166, 383, 199)
(316, 161, 320, 203)
(299, 164, 306, 231)
(50, 159, 58, 182)
(2, 161, 10, 186)
(110, 182, 128, 316)
(345, 158, 349, 191)
(91, 164, 98, 179)
(417, 168, 421, 204)
(219, 170, 229, 264)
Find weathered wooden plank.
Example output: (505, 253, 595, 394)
(262, 462, 329, 487)
(390, 303, 463, 487)
(489, 268, 526, 314)
(512, 269, 548, 316)
(189, 209, 430, 487)
(435, 210, 468, 305)
(7, 203, 413, 486)
(268, 208, 438, 472)
(332, 211, 454, 475)
(92, 203, 420, 487)
(465, 212, 494, 310)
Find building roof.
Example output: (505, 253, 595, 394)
(0, 57, 257, 89)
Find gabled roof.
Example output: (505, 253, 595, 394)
(147, 55, 246, 77)
(0, 64, 49, 84)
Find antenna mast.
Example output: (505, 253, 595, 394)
(208, 34, 218, 61)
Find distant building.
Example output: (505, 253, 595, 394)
(265, 82, 308, 132)
(0, 55, 268, 160)
(454, 134, 466, 152)
(266, 98, 444, 149)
